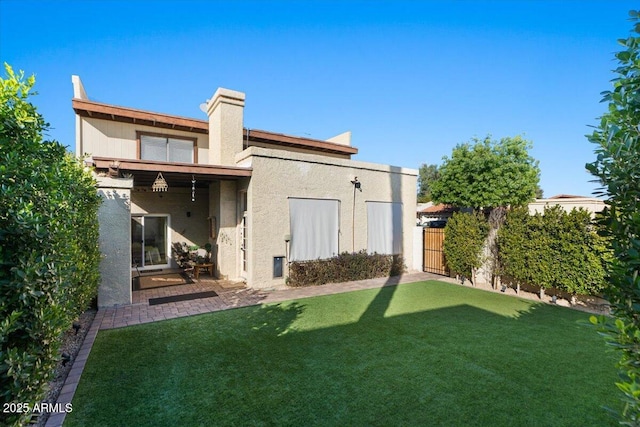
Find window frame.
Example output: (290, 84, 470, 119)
(136, 131, 198, 163)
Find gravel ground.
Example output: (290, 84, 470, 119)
(32, 309, 96, 427)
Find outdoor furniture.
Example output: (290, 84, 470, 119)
(194, 263, 214, 280)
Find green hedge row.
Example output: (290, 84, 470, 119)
(442, 211, 490, 283)
(443, 207, 610, 297)
(0, 65, 102, 426)
(287, 250, 406, 287)
(497, 206, 611, 296)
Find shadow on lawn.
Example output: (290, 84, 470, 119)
(243, 300, 306, 336)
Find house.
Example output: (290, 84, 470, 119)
(72, 76, 418, 307)
(528, 194, 606, 217)
(416, 203, 459, 226)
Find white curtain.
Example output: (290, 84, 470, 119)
(367, 202, 403, 254)
(140, 135, 166, 161)
(168, 138, 193, 163)
(289, 198, 339, 261)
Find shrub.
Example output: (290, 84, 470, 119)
(442, 211, 489, 284)
(0, 64, 102, 426)
(586, 10, 640, 423)
(287, 251, 405, 287)
(498, 206, 610, 297)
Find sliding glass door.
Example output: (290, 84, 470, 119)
(131, 215, 170, 269)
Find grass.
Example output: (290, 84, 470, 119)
(66, 280, 619, 426)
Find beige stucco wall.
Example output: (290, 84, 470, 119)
(207, 88, 245, 166)
(238, 147, 418, 289)
(96, 176, 133, 307)
(78, 117, 209, 162)
(131, 188, 210, 269)
(528, 198, 606, 217)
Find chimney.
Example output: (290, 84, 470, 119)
(206, 88, 245, 166)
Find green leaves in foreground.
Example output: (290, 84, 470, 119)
(586, 10, 640, 425)
(0, 63, 102, 427)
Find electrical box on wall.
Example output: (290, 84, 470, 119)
(273, 256, 284, 278)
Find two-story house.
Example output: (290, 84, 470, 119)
(72, 76, 418, 307)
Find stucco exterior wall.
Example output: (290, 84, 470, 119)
(239, 147, 418, 289)
(207, 88, 245, 166)
(78, 117, 208, 162)
(96, 176, 133, 307)
(528, 198, 606, 217)
(131, 188, 210, 268)
(216, 180, 239, 280)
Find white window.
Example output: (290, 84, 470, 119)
(140, 134, 194, 163)
(289, 198, 339, 261)
(367, 202, 403, 255)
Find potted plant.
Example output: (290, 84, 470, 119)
(204, 243, 212, 263)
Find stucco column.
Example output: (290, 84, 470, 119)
(207, 88, 245, 166)
(216, 180, 238, 280)
(96, 176, 133, 307)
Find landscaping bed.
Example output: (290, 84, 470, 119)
(32, 309, 96, 427)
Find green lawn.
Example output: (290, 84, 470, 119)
(66, 280, 620, 426)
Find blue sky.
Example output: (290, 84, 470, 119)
(1, 0, 636, 198)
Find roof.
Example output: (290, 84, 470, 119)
(73, 98, 358, 156)
(72, 99, 209, 134)
(247, 129, 358, 156)
(419, 204, 458, 214)
(547, 194, 589, 199)
(91, 157, 252, 188)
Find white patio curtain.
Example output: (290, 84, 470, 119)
(289, 198, 339, 261)
(367, 201, 403, 255)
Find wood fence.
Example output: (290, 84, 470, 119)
(423, 228, 449, 276)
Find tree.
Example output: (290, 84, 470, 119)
(431, 135, 540, 210)
(442, 212, 489, 284)
(0, 64, 101, 426)
(417, 163, 440, 203)
(586, 10, 640, 425)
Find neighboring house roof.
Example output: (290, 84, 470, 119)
(72, 98, 358, 157)
(547, 194, 589, 199)
(419, 204, 458, 215)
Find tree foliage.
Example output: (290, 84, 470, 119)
(498, 206, 610, 296)
(417, 163, 440, 203)
(586, 10, 640, 425)
(0, 64, 102, 426)
(442, 212, 489, 283)
(431, 135, 540, 210)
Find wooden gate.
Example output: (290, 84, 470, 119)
(423, 228, 449, 276)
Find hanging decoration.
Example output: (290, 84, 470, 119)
(191, 175, 196, 202)
(152, 172, 168, 192)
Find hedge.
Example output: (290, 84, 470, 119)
(442, 211, 490, 284)
(497, 206, 610, 297)
(0, 64, 102, 426)
(287, 251, 405, 287)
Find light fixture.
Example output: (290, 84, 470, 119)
(152, 172, 168, 192)
(351, 177, 361, 190)
(191, 175, 196, 202)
